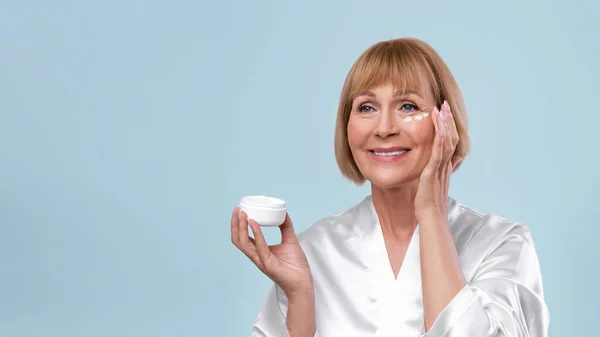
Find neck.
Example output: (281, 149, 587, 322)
(371, 180, 419, 241)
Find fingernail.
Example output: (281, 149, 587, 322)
(434, 107, 439, 115)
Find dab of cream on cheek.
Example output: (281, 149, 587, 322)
(402, 112, 430, 123)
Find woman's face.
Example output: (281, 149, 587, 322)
(347, 81, 436, 189)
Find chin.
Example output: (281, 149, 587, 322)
(365, 170, 417, 190)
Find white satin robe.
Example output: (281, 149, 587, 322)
(252, 195, 550, 336)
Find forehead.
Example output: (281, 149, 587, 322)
(355, 85, 430, 100)
(347, 59, 435, 102)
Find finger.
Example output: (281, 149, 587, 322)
(231, 206, 239, 245)
(431, 106, 444, 169)
(279, 213, 298, 244)
(237, 211, 257, 254)
(440, 102, 454, 160)
(237, 209, 250, 247)
(235, 210, 263, 266)
(443, 102, 462, 173)
(443, 101, 459, 150)
(249, 219, 272, 265)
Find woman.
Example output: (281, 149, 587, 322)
(231, 38, 550, 337)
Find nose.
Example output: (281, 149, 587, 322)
(374, 109, 399, 139)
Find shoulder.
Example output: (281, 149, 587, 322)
(448, 197, 541, 275)
(448, 197, 535, 250)
(293, 196, 373, 258)
(295, 196, 368, 243)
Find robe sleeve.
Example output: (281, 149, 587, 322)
(421, 223, 550, 337)
(252, 284, 321, 337)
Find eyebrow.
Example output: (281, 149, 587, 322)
(355, 89, 422, 98)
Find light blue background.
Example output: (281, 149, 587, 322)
(1, 1, 598, 336)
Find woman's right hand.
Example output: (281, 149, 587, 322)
(231, 207, 313, 296)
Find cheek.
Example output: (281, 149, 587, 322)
(347, 119, 371, 147)
(401, 118, 434, 146)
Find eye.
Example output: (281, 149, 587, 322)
(358, 104, 375, 113)
(400, 103, 419, 113)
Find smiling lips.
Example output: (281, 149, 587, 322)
(368, 147, 411, 162)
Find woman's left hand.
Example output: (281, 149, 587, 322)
(414, 100, 463, 220)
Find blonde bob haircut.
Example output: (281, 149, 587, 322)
(334, 37, 471, 185)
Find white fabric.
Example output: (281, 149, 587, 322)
(252, 195, 550, 336)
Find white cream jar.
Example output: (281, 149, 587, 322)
(239, 195, 286, 227)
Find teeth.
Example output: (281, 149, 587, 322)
(374, 150, 407, 156)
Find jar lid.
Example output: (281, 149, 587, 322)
(240, 195, 286, 210)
